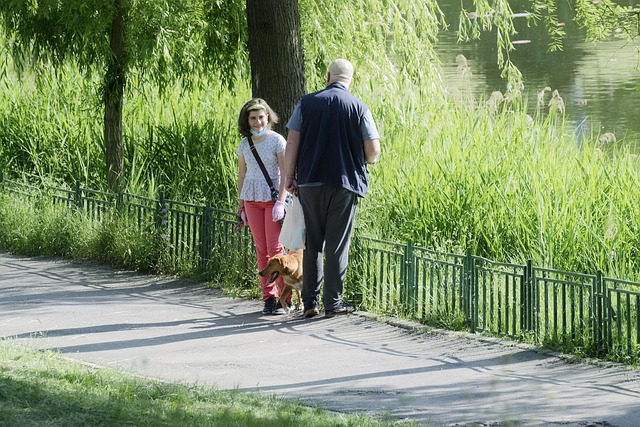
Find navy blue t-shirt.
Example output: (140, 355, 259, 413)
(288, 83, 372, 197)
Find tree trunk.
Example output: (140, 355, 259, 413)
(104, 0, 126, 192)
(246, 0, 306, 137)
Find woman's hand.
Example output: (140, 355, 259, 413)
(272, 201, 286, 222)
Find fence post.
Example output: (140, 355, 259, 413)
(74, 181, 82, 208)
(348, 228, 366, 306)
(155, 191, 166, 228)
(464, 248, 477, 332)
(592, 270, 611, 355)
(601, 272, 613, 353)
(155, 191, 169, 254)
(200, 202, 212, 270)
(522, 259, 534, 332)
(403, 238, 417, 316)
(116, 187, 123, 211)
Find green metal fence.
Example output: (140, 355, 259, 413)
(0, 176, 256, 283)
(351, 235, 640, 360)
(1, 175, 639, 361)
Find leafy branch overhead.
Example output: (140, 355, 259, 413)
(2, 0, 637, 93)
(457, 0, 640, 91)
(5, 1, 247, 86)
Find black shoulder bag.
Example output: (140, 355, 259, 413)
(247, 135, 280, 201)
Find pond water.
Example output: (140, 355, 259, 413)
(433, 1, 640, 145)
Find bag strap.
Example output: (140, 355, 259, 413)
(247, 135, 278, 196)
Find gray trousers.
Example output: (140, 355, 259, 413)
(298, 185, 358, 310)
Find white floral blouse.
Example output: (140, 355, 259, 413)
(236, 132, 286, 202)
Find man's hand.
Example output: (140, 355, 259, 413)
(285, 176, 298, 195)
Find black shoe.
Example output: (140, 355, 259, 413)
(303, 301, 319, 318)
(325, 303, 356, 318)
(262, 297, 276, 315)
(272, 301, 286, 315)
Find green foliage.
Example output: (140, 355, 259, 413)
(0, 192, 85, 257)
(202, 230, 261, 300)
(361, 89, 640, 280)
(0, 62, 103, 185)
(0, 0, 113, 71)
(0, 61, 246, 204)
(457, 0, 528, 92)
(533, 0, 567, 52)
(421, 309, 468, 331)
(0, 0, 246, 88)
(85, 212, 166, 273)
(2, 0, 640, 283)
(574, 0, 639, 43)
(200, 0, 248, 89)
(455, 0, 639, 92)
(122, 75, 245, 204)
(5, 57, 640, 282)
(300, 0, 446, 100)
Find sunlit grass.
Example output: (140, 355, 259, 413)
(0, 339, 413, 427)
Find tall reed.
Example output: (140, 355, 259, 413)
(0, 62, 248, 208)
(0, 63, 103, 185)
(122, 75, 249, 205)
(361, 91, 640, 280)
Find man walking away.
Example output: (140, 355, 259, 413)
(284, 58, 381, 318)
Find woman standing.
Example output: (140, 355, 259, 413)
(236, 98, 289, 315)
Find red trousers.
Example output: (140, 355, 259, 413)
(244, 200, 286, 300)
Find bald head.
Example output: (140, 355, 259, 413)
(328, 59, 354, 86)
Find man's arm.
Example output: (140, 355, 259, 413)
(360, 109, 380, 165)
(284, 130, 301, 193)
(364, 138, 380, 164)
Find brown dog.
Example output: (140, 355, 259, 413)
(258, 249, 303, 312)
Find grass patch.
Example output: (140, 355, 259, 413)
(0, 339, 415, 427)
(0, 192, 165, 274)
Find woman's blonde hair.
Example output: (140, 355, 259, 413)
(237, 98, 279, 137)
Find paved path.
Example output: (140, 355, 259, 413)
(1, 252, 640, 426)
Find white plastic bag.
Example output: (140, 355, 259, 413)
(279, 195, 305, 250)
